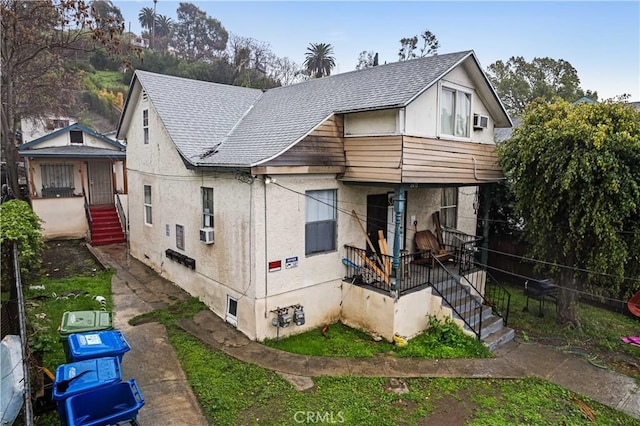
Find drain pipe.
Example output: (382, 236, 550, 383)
(391, 186, 406, 297)
(263, 177, 269, 318)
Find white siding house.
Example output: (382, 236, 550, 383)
(117, 51, 514, 347)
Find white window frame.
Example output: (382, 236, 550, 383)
(440, 187, 458, 229)
(226, 296, 238, 327)
(202, 187, 214, 228)
(144, 185, 153, 225)
(143, 109, 149, 145)
(305, 189, 337, 256)
(440, 85, 471, 140)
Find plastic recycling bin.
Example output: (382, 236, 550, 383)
(65, 379, 145, 426)
(53, 356, 122, 425)
(67, 330, 131, 363)
(58, 311, 113, 358)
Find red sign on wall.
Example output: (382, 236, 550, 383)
(268, 260, 282, 272)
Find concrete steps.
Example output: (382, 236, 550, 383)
(434, 275, 515, 352)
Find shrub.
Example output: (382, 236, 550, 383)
(0, 199, 44, 285)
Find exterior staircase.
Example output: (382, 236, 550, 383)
(89, 205, 126, 246)
(433, 278, 515, 352)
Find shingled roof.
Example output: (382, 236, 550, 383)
(122, 50, 508, 168)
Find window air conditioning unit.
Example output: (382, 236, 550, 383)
(473, 114, 489, 130)
(199, 227, 214, 244)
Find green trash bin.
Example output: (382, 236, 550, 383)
(59, 311, 113, 361)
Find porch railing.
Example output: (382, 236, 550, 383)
(430, 255, 483, 340)
(115, 193, 128, 241)
(482, 268, 512, 326)
(342, 245, 430, 294)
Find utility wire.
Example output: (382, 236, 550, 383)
(479, 261, 630, 305)
(272, 181, 640, 281)
(479, 246, 640, 283)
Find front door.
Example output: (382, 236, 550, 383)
(88, 161, 113, 205)
(366, 194, 389, 255)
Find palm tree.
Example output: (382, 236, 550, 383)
(303, 42, 336, 78)
(138, 7, 155, 31)
(154, 15, 173, 38)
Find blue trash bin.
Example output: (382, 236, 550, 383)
(53, 357, 122, 425)
(65, 379, 145, 426)
(66, 330, 131, 363)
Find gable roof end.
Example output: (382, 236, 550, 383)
(18, 123, 125, 150)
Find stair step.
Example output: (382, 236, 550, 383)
(482, 326, 516, 352)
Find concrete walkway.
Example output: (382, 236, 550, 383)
(90, 244, 640, 422)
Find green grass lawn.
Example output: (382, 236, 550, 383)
(263, 317, 493, 359)
(170, 328, 639, 425)
(24, 270, 114, 369)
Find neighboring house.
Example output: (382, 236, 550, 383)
(20, 116, 76, 143)
(117, 50, 514, 346)
(18, 124, 128, 244)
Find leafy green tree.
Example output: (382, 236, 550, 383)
(303, 42, 335, 78)
(398, 29, 439, 61)
(356, 51, 378, 70)
(1, 199, 44, 285)
(498, 99, 640, 325)
(173, 2, 228, 62)
(1, 0, 126, 200)
(486, 56, 598, 116)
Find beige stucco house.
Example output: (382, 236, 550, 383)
(18, 123, 128, 245)
(117, 50, 514, 348)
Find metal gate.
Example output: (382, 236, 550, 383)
(88, 161, 113, 205)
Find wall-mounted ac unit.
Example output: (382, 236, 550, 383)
(199, 227, 214, 244)
(473, 114, 489, 130)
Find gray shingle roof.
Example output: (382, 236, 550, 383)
(136, 51, 475, 167)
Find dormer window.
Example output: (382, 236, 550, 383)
(70, 130, 83, 144)
(441, 87, 471, 138)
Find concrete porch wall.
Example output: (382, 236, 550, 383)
(32, 197, 87, 240)
(340, 283, 449, 342)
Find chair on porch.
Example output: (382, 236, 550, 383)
(413, 229, 455, 268)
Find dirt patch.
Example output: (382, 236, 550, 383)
(41, 239, 104, 279)
(422, 391, 478, 425)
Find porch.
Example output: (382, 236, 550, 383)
(341, 229, 513, 350)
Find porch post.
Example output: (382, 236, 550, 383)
(391, 186, 406, 293)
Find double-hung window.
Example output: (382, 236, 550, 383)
(440, 187, 458, 229)
(441, 87, 471, 138)
(144, 185, 153, 225)
(143, 109, 149, 144)
(305, 189, 337, 255)
(202, 187, 214, 228)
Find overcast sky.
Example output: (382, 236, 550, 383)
(113, 1, 640, 101)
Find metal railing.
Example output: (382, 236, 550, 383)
(342, 245, 430, 294)
(482, 269, 512, 326)
(42, 187, 74, 198)
(430, 255, 483, 340)
(115, 193, 128, 241)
